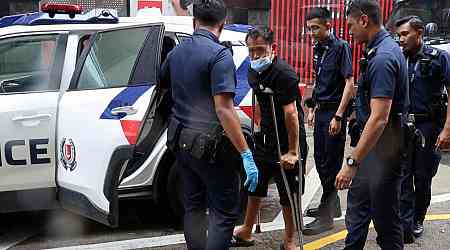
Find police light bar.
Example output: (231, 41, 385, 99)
(41, 3, 82, 18)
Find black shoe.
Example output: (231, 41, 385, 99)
(305, 207, 320, 217)
(305, 203, 342, 218)
(404, 231, 415, 244)
(303, 218, 334, 235)
(413, 222, 424, 237)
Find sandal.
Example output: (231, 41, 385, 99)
(229, 235, 255, 247)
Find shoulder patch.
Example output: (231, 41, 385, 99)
(424, 48, 439, 58)
(430, 49, 439, 56)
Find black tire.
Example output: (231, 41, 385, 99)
(166, 161, 248, 225)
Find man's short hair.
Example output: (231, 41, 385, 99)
(395, 15, 425, 31)
(193, 0, 227, 27)
(346, 0, 382, 26)
(246, 27, 274, 44)
(306, 7, 331, 23)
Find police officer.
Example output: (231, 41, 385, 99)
(231, 27, 308, 250)
(304, 7, 354, 235)
(395, 16, 450, 243)
(335, 1, 408, 249)
(160, 1, 259, 249)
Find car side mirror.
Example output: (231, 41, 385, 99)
(0, 75, 30, 93)
(0, 79, 19, 93)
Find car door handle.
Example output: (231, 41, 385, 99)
(110, 106, 138, 116)
(12, 114, 52, 122)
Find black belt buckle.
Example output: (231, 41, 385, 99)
(407, 114, 416, 123)
(410, 113, 431, 123)
(316, 102, 339, 110)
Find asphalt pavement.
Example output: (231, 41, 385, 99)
(1, 128, 450, 250)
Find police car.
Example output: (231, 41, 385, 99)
(0, 4, 255, 227)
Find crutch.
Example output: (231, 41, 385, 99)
(251, 89, 263, 234)
(262, 87, 304, 250)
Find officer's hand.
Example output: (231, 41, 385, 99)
(329, 117, 342, 135)
(281, 151, 298, 170)
(307, 110, 315, 128)
(335, 163, 357, 190)
(436, 127, 450, 151)
(241, 149, 259, 192)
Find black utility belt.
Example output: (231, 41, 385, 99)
(408, 113, 432, 123)
(316, 101, 340, 110)
(178, 128, 219, 160)
(167, 118, 224, 162)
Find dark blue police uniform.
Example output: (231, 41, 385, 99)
(345, 29, 407, 250)
(312, 33, 353, 219)
(161, 28, 240, 250)
(400, 45, 450, 236)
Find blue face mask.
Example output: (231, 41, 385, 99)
(250, 56, 273, 73)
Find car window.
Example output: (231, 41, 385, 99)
(76, 27, 149, 90)
(0, 34, 60, 94)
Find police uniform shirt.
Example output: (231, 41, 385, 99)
(407, 44, 450, 114)
(160, 29, 236, 130)
(248, 57, 304, 161)
(358, 29, 407, 121)
(314, 33, 353, 103)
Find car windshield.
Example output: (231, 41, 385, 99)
(389, 0, 450, 34)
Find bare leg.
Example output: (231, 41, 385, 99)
(282, 206, 297, 250)
(233, 196, 262, 240)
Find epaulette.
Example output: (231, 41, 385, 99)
(365, 47, 377, 59)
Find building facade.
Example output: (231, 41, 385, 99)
(1, 0, 40, 17)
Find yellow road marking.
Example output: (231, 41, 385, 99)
(300, 213, 450, 250)
(425, 213, 450, 221)
(303, 230, 348, 250)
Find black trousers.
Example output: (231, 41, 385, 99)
(314, 108, 346, 218)
(400, 121, 441, 233)
(344, 119, 404, 250)
(176, 151, 240, 250)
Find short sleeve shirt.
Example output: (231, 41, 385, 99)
(406, 44, 450, 114)
(357, 29, 408, 123)
(160, 29, 236, 130)
(314, 33, 353, 102)
(248, 57, 304, 161)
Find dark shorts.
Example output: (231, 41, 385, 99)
(248, 159, 301, 207)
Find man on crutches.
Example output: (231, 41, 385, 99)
(231, 27, 308, 250)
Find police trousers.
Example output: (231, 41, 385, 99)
(176, 150, 240, 250)
(314, 108, 346, 218)
(344, 119, 404, 250)
(400, 121, 441, 233)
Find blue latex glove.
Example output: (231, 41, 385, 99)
(241, 149, 259, 192)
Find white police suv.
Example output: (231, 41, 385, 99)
(0, 4, 254, 227)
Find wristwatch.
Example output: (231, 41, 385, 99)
(333, 114, 343, 122)
(346, 156, 359, 168)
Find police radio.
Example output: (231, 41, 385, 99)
(419, 58, 432, 75)
(360, 57, 368, 73)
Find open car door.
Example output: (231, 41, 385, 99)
(56, 23, 164, 227)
